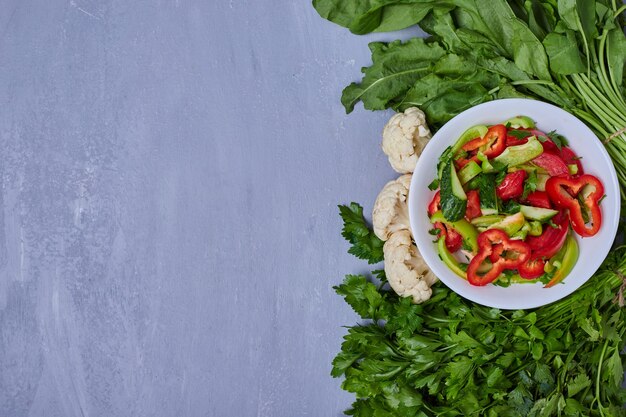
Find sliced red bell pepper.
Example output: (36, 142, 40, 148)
(463, 124, 507, 159)
(518, 257, 546, 279)
(434, 222, 463, 253)
(560, 147, 583, 176)
(430, 191, 463, 252)
(532, 153, 569, 177)
(525, 211, 569, 258)
(467, 229, 531, 286)
(524, 191, 552, 209)
(545, 175, 604, 237)
(455, 154, 480, 169)
(465, 190, 481, 220)
(496, 170, 527, 200)
(428, 191, 441, 216)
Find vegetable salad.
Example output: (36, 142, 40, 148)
(428, 116, 604, 287)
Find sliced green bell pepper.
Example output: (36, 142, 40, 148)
(544, 235, 579, 288)
(437, 237, 467, 279)
(485, 136, 543, 171)
(430, 210, 479, 254)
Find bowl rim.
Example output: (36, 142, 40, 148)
(408, 98, 621, 309)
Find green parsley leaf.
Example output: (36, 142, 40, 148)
(428, 178, 439, 191)
(546, 130, 569, 151)
(508, 129, 533, 139)
(522, 169, 537, 199)
(339, 203, 384, 263)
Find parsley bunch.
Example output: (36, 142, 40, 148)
(335, 203, 626, 416)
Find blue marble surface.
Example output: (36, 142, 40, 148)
(0, 1, 427, 416)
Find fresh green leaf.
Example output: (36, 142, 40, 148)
(606, 347, 624, 386)
(341, 39, 446, 113)
(339, 203, 384, 263)
(522, 169, 538, 199)
(508, 129, 534, 139)
(334, 274, 387, 319)
(543, 29, 586, 75)
(567, 373, 591, 396)
(546, 130, 569, 150)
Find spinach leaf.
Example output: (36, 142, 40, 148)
(607, 28, 626, 91)
(341, 38, 446, 113)
(543, 30, 586, 74)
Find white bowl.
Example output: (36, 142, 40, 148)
(408, 99, 620, 309)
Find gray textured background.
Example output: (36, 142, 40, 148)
(0, 1, 427, 416)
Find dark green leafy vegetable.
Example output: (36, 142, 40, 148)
(439, 160, 467, 221)
(501, 199, 522, 214)
(314, 0, 626, 199)
(522, 169, 538, 199)
(339, 203, 384, 263)
(332, 206, 626, 416)
(475, 173, 499, 215)
(508, 129, 534, 139)
(546, 130, 569, 151)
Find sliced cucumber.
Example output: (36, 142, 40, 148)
(458, 160, 482, 184)
(504, 115, 535, 129)
(519, 205, 558, 222)
(440, 160, 467, 222)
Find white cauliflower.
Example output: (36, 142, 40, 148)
(383, 230, 438, 304)
(372, 174, 412, 241)
(382, 107, 431, 174)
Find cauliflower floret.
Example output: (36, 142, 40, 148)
(372, 174, 412, 241)
(383, 230, 437, 304)
(382, 107, 431, 174)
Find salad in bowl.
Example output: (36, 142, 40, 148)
(409, 99, 620, 309)
(427, 116, 602, 288)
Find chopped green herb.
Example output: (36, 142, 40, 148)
(508, 130, 533, 140)
(547, 130, 569, 151)
(522, 170, 538, 199)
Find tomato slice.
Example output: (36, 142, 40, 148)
(455, 155, 480, 169)
(445, 227, 463, 253)
(524, 191, 552, 209)
(540, 139, 560, 154)
(506, 135, 528, 147)
(465, 190, 481, 220)
(560, 146, 583, 176)
(518, 257, 546, 279)
(531, 153, 569, 177)
(496, 170, 527, 200)
(434, 222, 463, 253)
